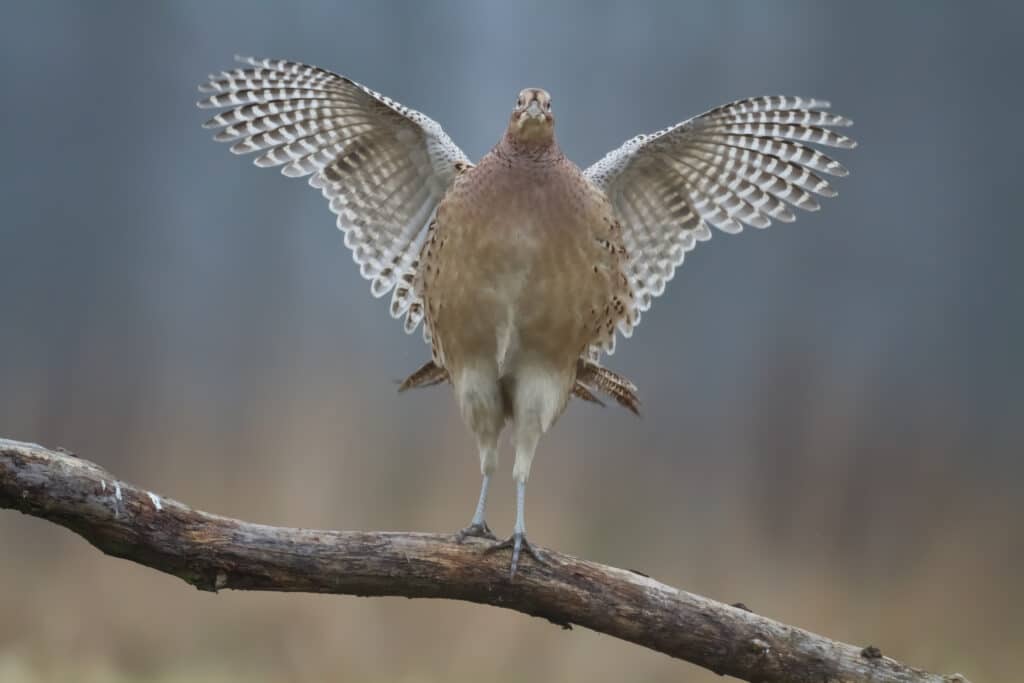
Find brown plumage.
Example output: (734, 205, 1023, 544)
(199, 58, 855, 576)
(406, 89, 644, 570)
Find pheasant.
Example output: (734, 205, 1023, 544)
(198, 57, 855, 576)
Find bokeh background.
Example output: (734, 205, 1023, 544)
(1, 1, 1021, 681)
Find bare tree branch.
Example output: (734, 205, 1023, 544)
(0, 437, 969, 683)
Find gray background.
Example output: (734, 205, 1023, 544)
(1, 2, 1021, 682)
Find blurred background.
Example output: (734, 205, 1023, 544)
(1, 1, 1021, 681)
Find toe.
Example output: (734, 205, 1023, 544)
(523, 538, 548, 566)
(454, 521, 497, 543)
(509, 532, 523, 578)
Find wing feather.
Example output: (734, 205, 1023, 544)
(585, 95, 855, 356)
(198, 56, 470, 333)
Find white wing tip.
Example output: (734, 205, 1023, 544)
(718, 218, 744, 235)
(832, 135, 858, 150)
(370, 279, 392, 298)
(814, 181, 838, 198)
(827, 161, 850, 177)
(280, 163, 309, 178)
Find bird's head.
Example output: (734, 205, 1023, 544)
(508, 88, 554, 145)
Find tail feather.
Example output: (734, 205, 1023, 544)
(397, 360, 449, 392)
(575, 358, 641, 416)
(571, 381, 606, 407)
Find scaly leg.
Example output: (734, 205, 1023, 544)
(486, 477, 547, 576)
(451, 361, 504, 543)
(487, 380, 556, 577)
(455, 467, 497, 542)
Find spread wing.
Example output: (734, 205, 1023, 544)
(197, 56, 470, 336)
(584, 95, 855, 353)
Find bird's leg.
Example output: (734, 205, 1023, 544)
(455, 466, 497, 542)
(487, 399, 551, 577)
(486, 477, 547, 576)
(458, 432, 501, 544)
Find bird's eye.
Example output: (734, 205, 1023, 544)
(517, 97, 524, 108)
(544, 100, 551, 111)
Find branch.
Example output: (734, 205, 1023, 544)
(0, 437, 969, 683)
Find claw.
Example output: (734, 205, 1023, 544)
(486, 531, 548, 578)
(454, 521, 497, 543)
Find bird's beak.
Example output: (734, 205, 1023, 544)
(517, 100, 547, 130)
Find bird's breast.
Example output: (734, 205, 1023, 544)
(422, 158, 623, 372)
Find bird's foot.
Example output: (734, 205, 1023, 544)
(485, 531, 548, 578)
(453, 520, 497, 543)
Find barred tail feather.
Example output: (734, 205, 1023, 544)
(575, 359, 641, 416)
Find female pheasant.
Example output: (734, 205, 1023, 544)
(198, 57, 855, 576)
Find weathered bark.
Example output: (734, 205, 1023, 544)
(0, 437, 969, 683)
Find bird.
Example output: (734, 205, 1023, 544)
(197, 56, 856, 577)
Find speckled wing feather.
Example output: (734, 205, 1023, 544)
(585, 95, 855, 354)
(197, 57, 470, 335)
